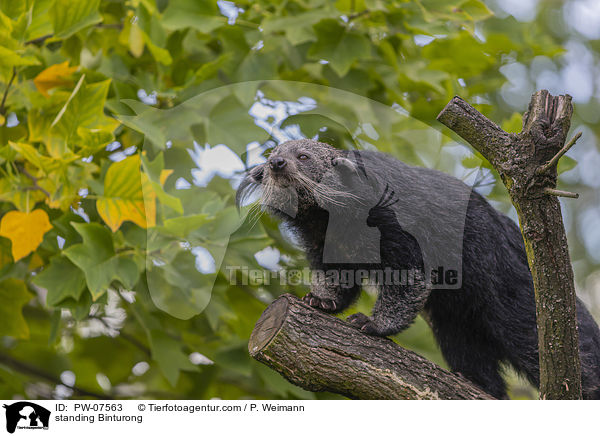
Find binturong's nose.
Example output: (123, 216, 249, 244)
(269, 156, 287, 171)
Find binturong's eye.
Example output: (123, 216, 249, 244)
(297, 154, 309, 160)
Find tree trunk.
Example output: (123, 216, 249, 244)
(437, 91, 582, 399)
(249, 294, 494, 400)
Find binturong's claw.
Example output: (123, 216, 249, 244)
(303, 293, 338, 313)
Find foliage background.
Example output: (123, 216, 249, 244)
(0, 0, 599, 400)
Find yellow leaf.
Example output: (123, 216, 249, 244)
(142, 172, 157, 228)
(96, 155, 156, 232)
(0, 209, 53, 261)
(129, 22, 144, 58)
(33, 61, 78, 98)
(160, 169, 173, 186)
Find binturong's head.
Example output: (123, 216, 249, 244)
(236, 139, 356, 220)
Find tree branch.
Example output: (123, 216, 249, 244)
(437, 91, 582, 400)
(91, 315, 151, 357)
(0, 351, 112, 400)
(249, 294, 494, 400)
(25, 23, 124, 46)
(437, 96, 512, 170)
(20, 166, 52, 198)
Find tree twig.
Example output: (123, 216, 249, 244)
(544, 188, 579, 199)
(537, 132, 582, 175)
(0, 67, 16, 116)
(347, 10, 370, 21)
(25, 34, 52, 45)
(20, 167, 51, 198)
(95, 23, 123, 29)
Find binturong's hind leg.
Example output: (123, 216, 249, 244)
(348, 276, 430, 337)
(439, 333, 508, 399)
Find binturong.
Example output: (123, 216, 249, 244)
(236, 138, 600, 399)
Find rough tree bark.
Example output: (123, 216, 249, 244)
(437, 91, 582, 400)
(249, 294, 494, 400)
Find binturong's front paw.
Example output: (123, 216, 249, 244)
(303, 292, 338, 312)
(347, 312, 386, 336)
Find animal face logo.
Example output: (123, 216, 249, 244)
(3, 402, 51, 433)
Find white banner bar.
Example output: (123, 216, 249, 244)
(1, 399, 596, 435)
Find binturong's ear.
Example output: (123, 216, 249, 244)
(236, 164, 265, 211)
(331, 151, 367, 178)
(331, 156, 358, 172)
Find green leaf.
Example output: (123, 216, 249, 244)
(48, 309, 61, 345)
(52, 78, 118, 144)
(146, 250, 214, 319)
(0, 45, 40, 68)
(50, 0, 102, 39)
(159, 214, 211, 238)
(214, 344, 252, 377)
(423, 32, 496, 77)
(308, 19, 371, 76)
(63, 223, 139, 299)
(162, 0, 224, 33)
(117, 100, 201, 151)
(206, 95, 267, 154)
(130, 302, 196, 386)
(76, 128, 115, 156)
(49, 211, 86, 249)
(262, 10, 335, 45)
(148, 329, 197, 386)
(9, 141, 63, 174)
(193, 53, 232, 82)
(237, 50, 278, 82)
(188, 206, 243, 241)
(32, 255, 86, 307)
(0, 237, 12, 269)
(139, 30, 173, 66)
(558, 156, 578, 174)
(0, 0, 29, 19)
(131, 3, 172, 65)
(60, 290, 93, 321)
(0, 279, 33, 339)
(26, 0, 54, 41)
(459, 0, 493, 21)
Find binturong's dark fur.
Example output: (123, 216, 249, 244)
(236, 139, 600, 399)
